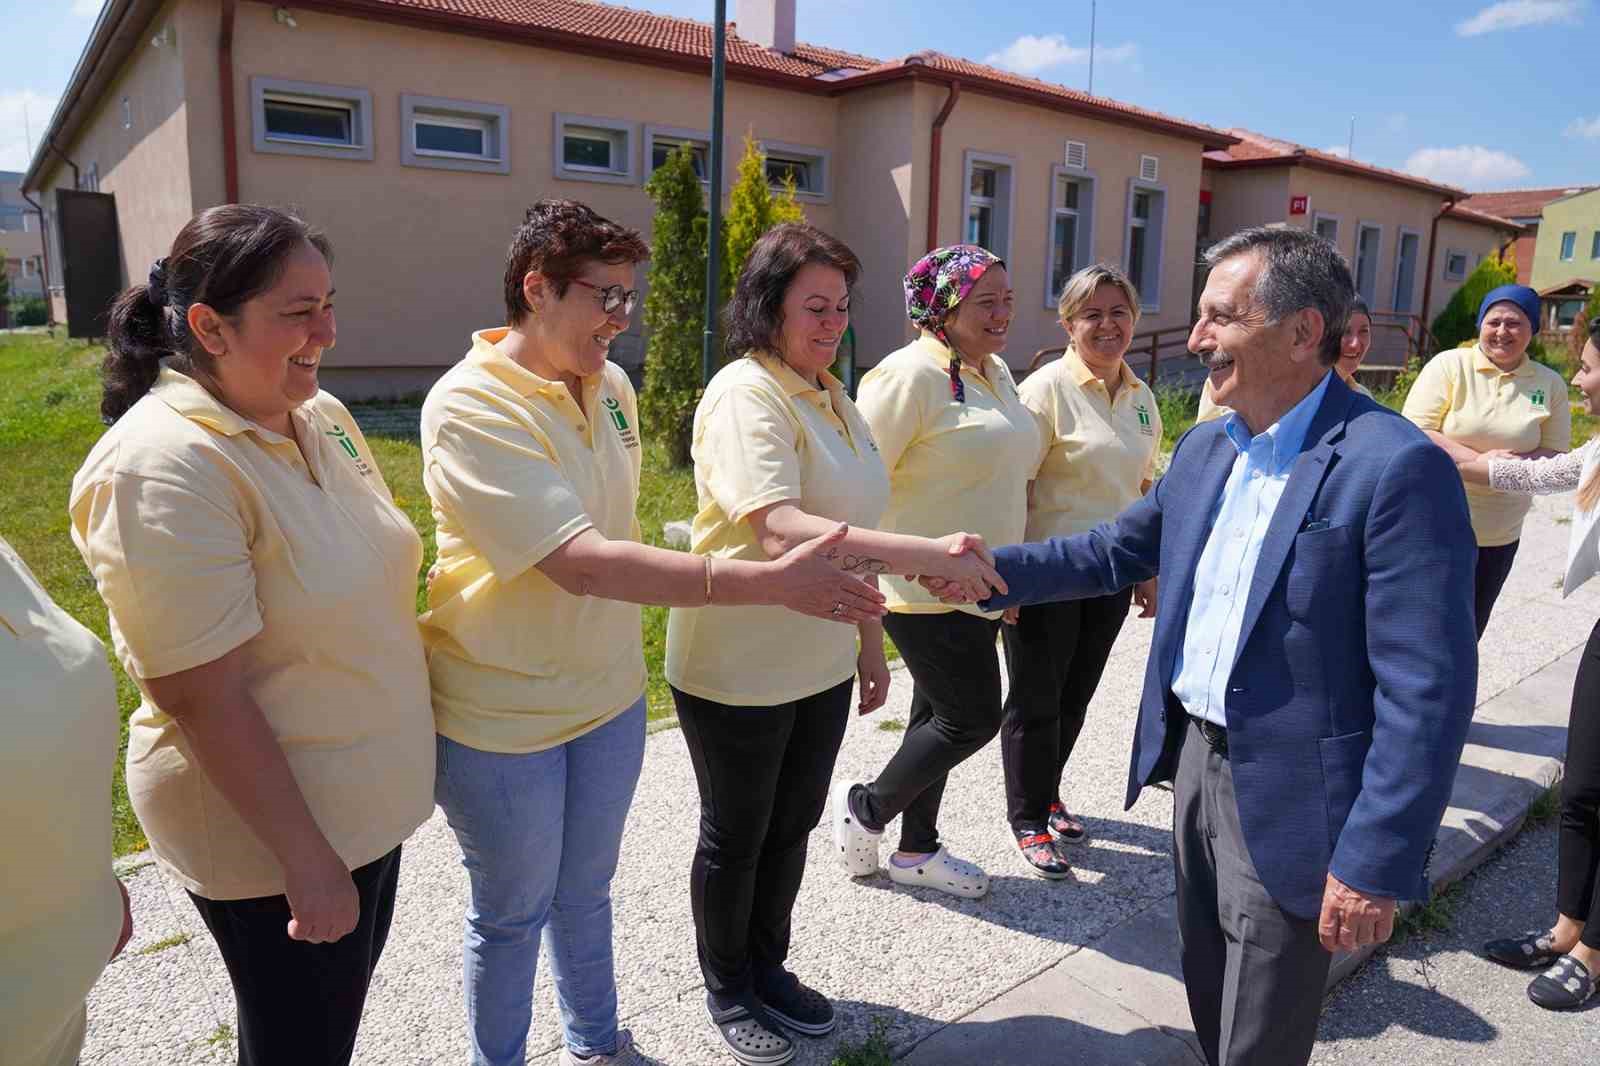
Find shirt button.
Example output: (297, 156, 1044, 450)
(1219, 586, 1231, 597)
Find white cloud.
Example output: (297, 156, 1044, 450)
(1321, 145, 1350, 158)
(1455, 0, 1584, 36)
(71, 0, 102, 16)
(1567, 115, 1600, 139)
(981, 34, 1138, 75)
(1402, 145, 1532, 188)
(0, 90, 59, 172)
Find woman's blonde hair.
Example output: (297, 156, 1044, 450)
(1057, 264, 1141, 328)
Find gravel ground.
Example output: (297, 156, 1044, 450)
(81, 492, 1586, 1065)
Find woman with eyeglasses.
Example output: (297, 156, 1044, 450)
(418, 200, 887, 1066)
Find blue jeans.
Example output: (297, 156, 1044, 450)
(435, 697, 646, 1065)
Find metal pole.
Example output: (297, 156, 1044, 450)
(1347, 115, 1354, 160)
(1087, 0, 1096, 95)
(702, 0, 727, 387)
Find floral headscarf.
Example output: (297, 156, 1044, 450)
(903, 244, 1004, 402)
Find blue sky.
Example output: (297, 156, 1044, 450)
(1, 0, 1596, 189)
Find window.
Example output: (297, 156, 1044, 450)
(962, 151, 1013, 259)
(1313, 213, 1339, 246)
(1392, 228, 1421, 313)
(645, 126, 710, 181)
(758, 140, 830, 202)
(1355, 223, 1382, 305)
(1561, 231, 1577, 261)
(1592, 231, 1600, 260)
(1045, 165, 1096, 305)
(1444, 249, 1469, 281)
(1557, 299, 1585, 328)
(1123, 180, 1167, 310)
(251, 77, 373, 161)
(401, 95, 509, 174)
(22, 257, 37, 278)
(78, 163, 99, 193)
(554, 114, 634, 184)
(121, 97, 132, 130)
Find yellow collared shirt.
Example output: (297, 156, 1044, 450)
(421, 329, 645, 752)
(1403, 345, 1572, 546)
(1023, 350, 1162, 540)
(0, 537, 121, 1066)
(69, 369, 435, 900)
(666, 352, 890, 706)
(855, 335, 1038, 617)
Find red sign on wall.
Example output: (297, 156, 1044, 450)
(1289, 195, 1310, 216)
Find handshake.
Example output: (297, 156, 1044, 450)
(910, 533, 1008, 605)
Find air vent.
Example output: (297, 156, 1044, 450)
(1065, 140, 1087, 169)
(1140, 154, 1159, 182)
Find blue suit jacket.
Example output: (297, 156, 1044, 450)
(984, 376, 1478, 918)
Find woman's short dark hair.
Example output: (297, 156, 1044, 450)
(1349, 297, 1372, 322)
(503, 199, 650, 324)
(1589, 313, 1600, 346)
(725, 223, 862, 357)
(101, 204, 330, 424)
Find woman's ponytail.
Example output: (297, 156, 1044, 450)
(100, 261, 176, 423)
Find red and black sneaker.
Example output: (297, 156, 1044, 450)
(1048, 801, 1088, 844)
(1014, 828, 1072, 880)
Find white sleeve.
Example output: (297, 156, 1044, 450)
(1487, 443, 1589, 495)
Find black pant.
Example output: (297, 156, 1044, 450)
(1000, 589, 1132, 832)
(862, 611, 1003, 854)
(187, 846, 402, 1066)
(1559, 618, 1600, 950)
(673, 678, 853, 1002)
(1473, 539, 1519, 639)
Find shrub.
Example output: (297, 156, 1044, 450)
(10, 296, 47, 327)
(640, 142, 709, 467)
(1430, 252, 1516, 352)
(720, 131, 805, 318)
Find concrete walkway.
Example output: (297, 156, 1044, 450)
(82, 492, 1588, 1065)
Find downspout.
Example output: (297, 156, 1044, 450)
(219, 0, 240, 203)
(1418, 195, 1456, 356)
(924, 80, 961, 253)
(18, 190, 55, 326)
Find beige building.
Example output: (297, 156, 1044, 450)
(0, 171, 46, 303)
(1458, 185, 1598, 285)
(24, 0, 1234, 397)
(1529, 186, 1599, 332)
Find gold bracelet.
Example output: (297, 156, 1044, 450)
(704, 555, 714, 605)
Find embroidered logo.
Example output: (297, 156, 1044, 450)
(1530, 389, 1547, 410)
(1134, 403, 1155, 436)
(602, 395, 640, 449)
(327, 424, 374, 477)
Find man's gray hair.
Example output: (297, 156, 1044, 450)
(1204, 227, 1355, 366)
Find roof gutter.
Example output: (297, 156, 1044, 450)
(925, 80, 960, 253)
(1204, 153, 1462, 200)
(1418, 196, 1458, 351)
(220, 0, 239, 202)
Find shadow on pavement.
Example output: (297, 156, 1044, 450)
(889, 1008, 1204, 1066)
(1316, 948, 1499, 1045)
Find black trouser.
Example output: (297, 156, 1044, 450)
(673, 678, 853, 1003)
(1559, 618, 1600, 950)
(1473, 539, 1519, 639)
(861, 611, 1003, 854)
(999, 589, 1132, 832)
(187, 846, 402, 1066)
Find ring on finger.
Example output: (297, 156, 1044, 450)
(831, 602, 846, 615)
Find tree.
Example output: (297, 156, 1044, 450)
(639, 142, 708, 467)
(0, 244, 11, 320)
(1430, 251, 1517, 352)
(720, 132, 804, 310)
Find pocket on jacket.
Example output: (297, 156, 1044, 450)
(1285, 525, 1356, 622)
(1318, 728, 1371, 848)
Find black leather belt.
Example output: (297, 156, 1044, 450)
(1192, 717, 1229, 758)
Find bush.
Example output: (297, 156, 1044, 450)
(1430, 252, 1516, 352)
(639, 143, 709, 467)
(9, 296, 47, 327)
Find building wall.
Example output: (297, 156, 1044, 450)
(1432, 217, 1516, 318)
(0, 174, 46, 299)
(1204, 166, 1288, 248)
(1531, 188, 1600, 293)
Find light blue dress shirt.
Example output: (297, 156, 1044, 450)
(1172, 372, 1333, 727)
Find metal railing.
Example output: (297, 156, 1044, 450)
(1027, 325, 1196, 385)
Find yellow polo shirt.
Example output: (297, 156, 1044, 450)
(666, 352, 890, 706)
(855, 335, 1037, 617)
(1403, 345, 1572, 546)
(421, 329, 646, 751)
(69, 369, 435, 901)
(1198, 375, 1371, 424)
(1022, 350, 1162, 541)
(0, 537, 122, 1066)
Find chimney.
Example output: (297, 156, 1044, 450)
(741, 0, 795, 54)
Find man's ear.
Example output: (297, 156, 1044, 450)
(1287, 307, 1327, 366)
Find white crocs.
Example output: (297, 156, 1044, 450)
(886, 845, 989, 899)
(831, 779, 881, 877)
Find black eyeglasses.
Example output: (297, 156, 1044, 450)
(570, 279, 639, 316)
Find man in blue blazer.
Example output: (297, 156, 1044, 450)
(947, 228, 1479, 1064)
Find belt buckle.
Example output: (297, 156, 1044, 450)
(1196, 718, 1229, 758)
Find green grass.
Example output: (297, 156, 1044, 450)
(1153, 382, 1199, 451)
(830, 1020, 895, 1066)
(1527, 783, 1562, 827)
(137, 932, 192, 956)
(204, 1023, 234, 1048)
(1389, 881, 1462, 944)
(875, 718, 905, 732)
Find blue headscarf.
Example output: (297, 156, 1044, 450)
(1476, 284, 1541, 332)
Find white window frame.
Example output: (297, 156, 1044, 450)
(1591, 230, 1600, 260)
(758, 139, 830, 203)
(1122, 178, 1167, 312)
(400, 94, 509, 175)
(1139, 154, 1160, 183)
(554, 113, 635, 185)
(1392, 226, 1422, 313)
(1443, 248, 1469, 282)
(1064, 140, 1088, 170)
(644, 124, 712, 183)
(1355, 222, 1383, 306)
(22, 256, 37, 278)
(1560, 230, 1577, 261)
(961, 150, 1015, 260)
(1043, 164, 1096, 308)
(1311, 211, 1340, 249)
(251, 76, 373, 161)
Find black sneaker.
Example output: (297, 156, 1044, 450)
(1015, 827, 1072, 880)
(1047, 801, 1088, 844)
(1529, 955, 1597, 1011)
(756, 970, 836, 1037)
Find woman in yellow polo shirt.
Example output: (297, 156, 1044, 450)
(1198, 297, 1375, 422)
(1000, 265, 1160, 878)
(666, 224, 1004, 1064)
(420, 204, 893, 1066)
(1403, 284, 1572, 637)
(831, 244, 1040, 901)
(70, 205, 436, 1066)
(2, 536, 132, 1066)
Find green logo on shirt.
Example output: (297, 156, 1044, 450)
(602, 396, 639, 449)
(1530, 389, 1547, 410)
(327, 424, 373, 476)
(1135, 403, 1154, 435)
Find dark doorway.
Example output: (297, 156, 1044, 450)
(57, 189, 122, 339)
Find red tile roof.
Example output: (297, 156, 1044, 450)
(1205, 128, 1463, 198)
(1443, 203, 1523, 231)
(1457, 186, 1599, 220)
